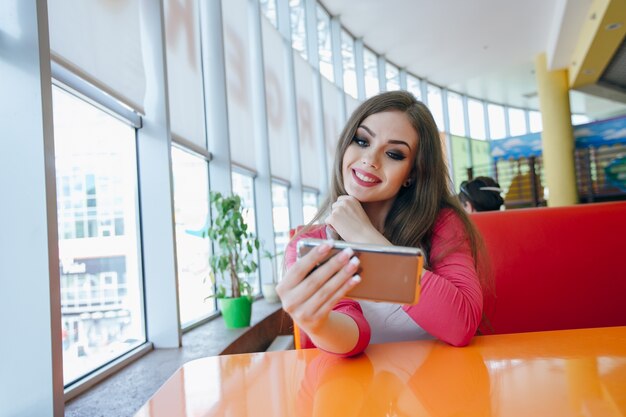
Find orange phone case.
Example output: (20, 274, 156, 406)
(296, 238, 424, 305)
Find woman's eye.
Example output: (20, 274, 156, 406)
(352, 137, 368, 147)
(386, 152, 406, 161)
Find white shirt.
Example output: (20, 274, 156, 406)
(360, 300, 434, 344)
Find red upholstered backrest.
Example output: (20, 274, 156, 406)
(470, 201, 626, 335)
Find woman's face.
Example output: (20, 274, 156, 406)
(342, 110, 418, 205)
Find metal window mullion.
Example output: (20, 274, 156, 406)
(1, 1, 64, 415)
(305, 0, 329, 198)
(420, 78, 428, 106)
(441, 89, 455, 187)
(504, 105, 511, 138)
(377, 55, 387, 93)
(275, 0, 304, 231)
(483, 101, 492, 141)
(463, 95, 473, 168)
(354, 38, 366, 100)
(329, 15, 347, 125)
(249, 0, 279, 284)
(136, 0, 181, 347)
(399, 68, 408, 91)
(199, 0, 232, 197)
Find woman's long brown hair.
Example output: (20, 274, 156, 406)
(301, 90, 493, 303)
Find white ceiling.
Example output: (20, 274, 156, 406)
(320, 0, 626, 120)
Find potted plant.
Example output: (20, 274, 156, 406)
(205, 191, 260, 328)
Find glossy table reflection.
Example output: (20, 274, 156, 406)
(135, 326, 626, 417)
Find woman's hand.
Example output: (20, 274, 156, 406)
(325, 195, 389, 244)
(276, 241, 361, 336)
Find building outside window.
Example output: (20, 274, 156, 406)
(232, 170, 261, 295)
(271, 181, 291, 279)
(53, 86, 145, 386)
(508, 107, 527, 136)
(427, 84, 445, 132)
(259, 0, 277, 27)
(488, 103, 506, 140)
(289, 0, 307, 59)
(406, 74, 422, 101)
(171, 146, 214, 327)
(447, 91, 466, 137)
(529, 110, 543, 133)
(386, 62, 400, 91)
(341, 29, 358, 99)
(363, 47, 379, 98)
(317, 5, 333, 82)
(302, 189, 319, 224)
(468, 98, 487, 140)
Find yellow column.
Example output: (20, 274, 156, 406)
(535, 53, 578, 206)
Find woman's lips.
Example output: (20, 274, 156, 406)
(352, 168, 381, 187)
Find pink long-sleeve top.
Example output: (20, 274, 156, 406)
(284, 208, 483, 356)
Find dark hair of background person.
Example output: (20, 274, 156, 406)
(458, 176, 504, 212)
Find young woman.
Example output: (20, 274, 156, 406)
(276, 91, 489, 357)
(458, 176, 504, 212)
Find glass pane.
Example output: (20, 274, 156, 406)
(289, 0, 307, 59)
(572, 114, 591, 126)
(341, 29, 357, 99)
(232, 171, 261, 295)
(529, 110, 543, 133)
(259, 0, 277, 27)
(447, 92, 466, 136)
(488, 103, 506, 140)
(508, 107, 527, 136)
(468, 98, 486, 140)
(53, 86, 145, 386)
(171, 147, 215, 327)
(317, 5, 333, 82)
(427, 84, 444, 132)
(302, 190, 319, 224)
(363, 47, 379, 98)
(406, 74, 422, 101)
(386, 62, 400, 91)
(271, 182, 291, 280)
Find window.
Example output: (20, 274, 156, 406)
(271, 181, 291, 278)
(572, 114, 591, 126)
(171, 146, 215, 327)
(427, 84, 444, 131)
(317, 5, 333, 82)
(487, 104, 506, 140)
(232, 170, 261, 295)
(468, 98, 486, 140)
(406, 74, 422, 101)
(302, 189, 319, 224)
(386, 62, 400, 91)
(259, 0, 277, 27)
(447, 92, 466, 136)
(53, 86, 145, 386)
(363, 47, 379, 98)
(508, 107, 527, 136)
(341, 29, 357, 98)
(289, 0, 307, 59)
(529, 110, 542, 133)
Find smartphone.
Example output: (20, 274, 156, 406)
(296, 238, 424, 305)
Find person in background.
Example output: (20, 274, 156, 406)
(458, 177, 504, 213)
(276, 91, 491, 357)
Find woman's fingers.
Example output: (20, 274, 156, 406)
(276, 241, 333, 293)
(281, 248, 361, 323)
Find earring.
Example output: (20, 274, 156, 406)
(403, 178, 412, 187)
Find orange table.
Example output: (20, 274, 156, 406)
(135, 326, 626, 416)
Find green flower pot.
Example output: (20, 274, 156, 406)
(218, 296, 252, 328)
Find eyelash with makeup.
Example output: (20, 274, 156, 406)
(351, 136, 406, 161)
